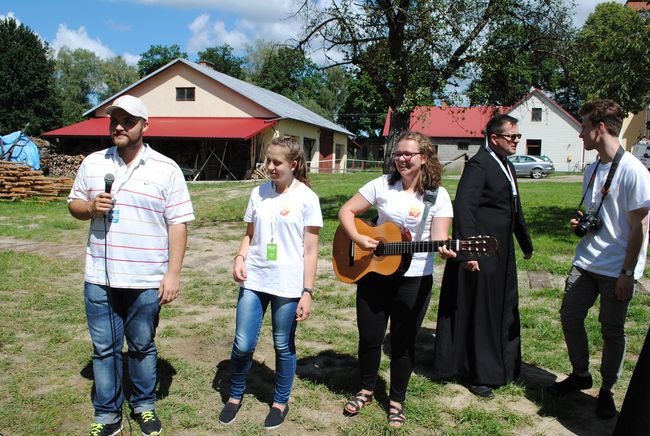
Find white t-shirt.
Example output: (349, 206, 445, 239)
(573, 152, 650, 279)
(243, 180, 323, 298)
(358, 175, 453, 277)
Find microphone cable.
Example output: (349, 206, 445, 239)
(103, 204, 133, 434)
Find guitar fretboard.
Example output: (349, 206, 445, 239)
(375, 240, 461, 256)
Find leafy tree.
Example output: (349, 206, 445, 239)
(466, 14, 577, 108)
(198, 44, 245, 79)
(298, 0, 574, 168)
(338, 69, 385, 137)
(573, 2, 650, 114)
(251, 45, 332, 119)
(137, 44, 187, 77)
(0, 17, 60, 134)
(53, 48, 103, 125)
(318, 66, 351, 122)
(99, 56, 139, 101)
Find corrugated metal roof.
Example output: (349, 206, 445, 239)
(383, 106, 506, 138)
(42, 117, 276, 139)
(84, 58, 352, 137)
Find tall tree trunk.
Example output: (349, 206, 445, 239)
(382, 109, 410, 173)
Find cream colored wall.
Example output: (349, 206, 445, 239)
(95, 63, 276, 118)
(275, 119, 322, 171)
(334, 132, 349, 171)
(252, 120, 349, 172)
(621, 111, 648, 149)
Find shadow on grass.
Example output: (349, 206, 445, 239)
(525, 204, 579, 241)
(81, 355, 177, 403)
(519, 363, 617, 436)
(295, 349, 390, 410)
(212, 359, 275, 406)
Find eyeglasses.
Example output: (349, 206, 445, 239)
(494, 133, 522, 142)
(393, 152, 422, 161)
(110, 116, 141, 130)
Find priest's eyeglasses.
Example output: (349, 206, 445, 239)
(494, 133, 522, 142)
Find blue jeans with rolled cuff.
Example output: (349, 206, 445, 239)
(84, 282, 160, 424)
(228, 288, 299, 405)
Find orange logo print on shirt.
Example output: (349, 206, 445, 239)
(408, 207, 422, 219)
(280, 206, 291, 216)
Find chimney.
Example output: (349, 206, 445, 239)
(199, 60, 214, 69)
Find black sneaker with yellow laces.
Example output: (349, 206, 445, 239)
(134, 410, 162, 435)
(89, 420, 123, 436)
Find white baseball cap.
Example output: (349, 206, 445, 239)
(105, 95, 148, 120)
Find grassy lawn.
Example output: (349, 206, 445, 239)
(0, 172, 648, 434)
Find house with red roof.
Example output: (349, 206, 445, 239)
(384, 89, 597, 172)
(42, 58, 352, 180)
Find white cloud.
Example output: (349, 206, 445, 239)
(51, 24, 116, 59)
(133, 0, 297, 21)
(187, 14, 291, 55)
(121, 52, 140, 66)
(0, 11, 20, 24)
(573, 0, 625, 28)
(106, 19, 132, 32)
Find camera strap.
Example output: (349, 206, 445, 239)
(577, 146, 625, 214)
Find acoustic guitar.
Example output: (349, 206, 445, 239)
(332, 218, 498, 283)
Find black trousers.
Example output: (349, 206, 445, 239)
(356, 273, 432, 402)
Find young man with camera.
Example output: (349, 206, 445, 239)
(549, 100, 650, 419)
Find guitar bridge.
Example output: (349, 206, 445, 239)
(348, 240, 355, 266)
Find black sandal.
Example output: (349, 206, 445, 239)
(388, 403, 405, 428)
(343, 391, 373, 415)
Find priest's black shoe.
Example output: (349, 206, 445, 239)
(468, 384, 495, 399)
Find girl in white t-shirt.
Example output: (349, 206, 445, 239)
(338, 131, 456, 428)
(218, 136, 323, 430)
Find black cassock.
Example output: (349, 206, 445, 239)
(433, 149, 533, 386)
(613, 326, 650, 436)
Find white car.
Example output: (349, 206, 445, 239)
(507, 155, 555, 179)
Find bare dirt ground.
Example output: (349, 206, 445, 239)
(0, 214, 626, 435)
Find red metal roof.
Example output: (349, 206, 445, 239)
(383, 106, 506, 138)
(42, 117, 277, 139)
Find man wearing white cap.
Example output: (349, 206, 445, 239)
(68, 95, 194, 436)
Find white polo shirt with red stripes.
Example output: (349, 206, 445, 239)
(68, 144, 195, 289)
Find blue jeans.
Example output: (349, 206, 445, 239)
(84, 282, 160, 424)
(229, 288, 299, 404)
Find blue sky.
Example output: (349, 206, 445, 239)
(1, 0, 624, 66)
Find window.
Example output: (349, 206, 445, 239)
(176, 87, 195, 101)
(531, 108, 542, 122)
(457, 141, 469, 151)
(303, 138, 316, 156)
(526, 139, 542, 156)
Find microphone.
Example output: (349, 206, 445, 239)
(104, 173, 115, 194)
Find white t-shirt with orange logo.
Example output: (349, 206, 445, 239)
(243, 180, 323, 298)
(359, 175, 453, 277)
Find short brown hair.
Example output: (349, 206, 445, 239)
(579, 100, 623, 136)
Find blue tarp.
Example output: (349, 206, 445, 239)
(1, 131, 41, 170)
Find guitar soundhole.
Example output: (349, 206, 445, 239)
(373, 242, 385, 256)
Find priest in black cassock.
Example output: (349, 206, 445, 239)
(433, 114, 534, 399)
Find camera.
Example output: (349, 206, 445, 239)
(574, 212, 602, 237)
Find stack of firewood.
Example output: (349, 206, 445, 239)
(0, 160, 73, 200)
(40, 153, 85, 178)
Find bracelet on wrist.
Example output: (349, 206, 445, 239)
(234, 254, 246, 262)
(302, 287, 314, 297)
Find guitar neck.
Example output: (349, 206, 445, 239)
(378, 240, 460, 255)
